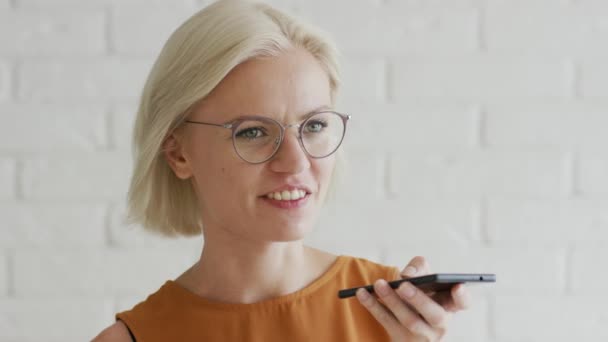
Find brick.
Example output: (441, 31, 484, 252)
(385, 244, 565, 295)
(14, 248, 107, 296)
(495, 295, 608, 340)
(0, 62, 8, 102)
(14, 248, 197, 297)
(296, 2, 478, 55)
(581, 60, 608, 97)
(0, 159, 16, 199)
(308, 197, 479, 251)
(487, 198, 608, 244)
(339, 102, 479, 150)
(0, 10, 105, 56)
(485, 2, 608, 55)
(111, 103, 137, 150)
(0, 254, 6, 297)
(0, 104, 107, 151)
(391, 57, 572, 99)
(18, 59, 151, 102)
(108, 203, 203, 250)
(115, 294, 146, 314)
(579, 151, 608, 195)
(384, 0, 479, 8)
(572, 248, 608, 292)
(335, 58, 386, 106)
(111, 7, 197, 56)
(0, 298, 113, 341)
(0, 203, 106, 247)
(389, 147, 571, 198)
(17, 0, 197, 7)
(22, 152, 131, 200)
(485, 102, 608, 147)
(442, 295, 490, 342)
(103, 249, 198, 296)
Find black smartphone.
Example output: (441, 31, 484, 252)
(338, 273, 496, 299)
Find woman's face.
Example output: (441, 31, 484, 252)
(171, 48, 336, 243)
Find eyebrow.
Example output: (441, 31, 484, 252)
(301, 105, 333, 119)
(284, 105, 333, 122)
(226, 105, 333, 123)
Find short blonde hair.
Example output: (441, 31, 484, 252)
(127, 0, 342, 236)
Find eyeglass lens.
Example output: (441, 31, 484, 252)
(233, 112, 345, 163)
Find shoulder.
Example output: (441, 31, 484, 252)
(342, 255, 400, 281)
(91, 321, 133, 342)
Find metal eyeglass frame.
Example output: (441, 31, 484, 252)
(184, 110, 351, 164)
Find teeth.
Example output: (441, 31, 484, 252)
(266, 189, 307, 201)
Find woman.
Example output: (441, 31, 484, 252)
(93, 0, 469, 341)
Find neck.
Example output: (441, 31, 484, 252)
(178, 238, 335, 304)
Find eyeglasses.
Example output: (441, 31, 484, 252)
(184, 110, 351, 164)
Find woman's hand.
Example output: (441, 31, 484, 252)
(356, 256, 470, 341)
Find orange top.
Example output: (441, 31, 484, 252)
(115, 255, 400, 341)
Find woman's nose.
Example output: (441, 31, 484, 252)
(268, 131, 311, 173)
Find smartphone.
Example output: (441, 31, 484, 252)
(338, 273, 496, 299)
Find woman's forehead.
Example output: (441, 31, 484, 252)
(193, 50, 332, 122)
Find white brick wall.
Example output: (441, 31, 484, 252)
(487, 198, 608, 244)
(0, 298, 113, 341)
(0, 10, 105, 56)
(572, 248, 608, 292)
(1, 0, 607, 340)
(0, 253, 7, 297)
(0, 203, 107, 247)
(495, 296, 608, 341)
(0, 104, 107, 151)
(581, 60, 608, 97)
(579, 151, 608, 195)
(18, 60, 151, 102)
(485, 102, 608, 147)
(0, 159, 16, 199)
(0, 61, 9, 101)
(110, 6, 198, 56)
(389, 147, 572, 198)
(484, 2, 608, 56)
(391, 57, 573, 99)
(21, 153, 131, 200)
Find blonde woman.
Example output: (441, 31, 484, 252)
(93, 0, 470, 341)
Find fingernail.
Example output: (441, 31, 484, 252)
(402, 266, 417, 277)
(375, 279, 390, 296)
(356, 288, 370, 301)
(399, 283, 416, 298)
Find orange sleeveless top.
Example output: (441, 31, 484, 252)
(115, 255, 400, 341)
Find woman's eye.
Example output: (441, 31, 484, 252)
(305, 120, 327, 133)
(236, 127, 265, 139)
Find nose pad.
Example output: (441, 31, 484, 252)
(268, 130, 310, 172)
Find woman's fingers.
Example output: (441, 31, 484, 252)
(356, 287, 406, 341)
(451, 284, 470, 310)
(400, 256, 431, 278)
(431, 284, 470, 313)
(394, 281, 450, 331)
(373, 279, 440, 338)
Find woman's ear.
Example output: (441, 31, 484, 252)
(163, 133, 193, 180)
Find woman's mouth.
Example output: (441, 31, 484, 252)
(261, 188, 311, 209)
(265, 189, 307, 201)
